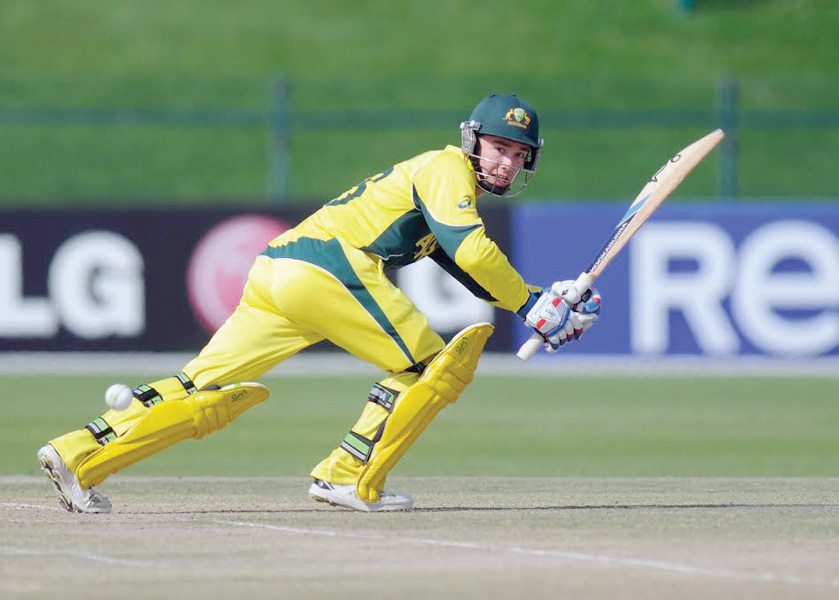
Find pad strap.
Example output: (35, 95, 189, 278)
(341, 432, 375, 462)
(404, 360, 430, 375)
(339, 383, 399, 462)
(85, 417, 117, 446)
(133, 372, 197, 407)
(367, 383, 399, 411)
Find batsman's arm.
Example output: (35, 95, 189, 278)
(411, 154, 532, 313)
(429, 246, 496, 302)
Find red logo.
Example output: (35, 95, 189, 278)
(187, 215, 289, 333)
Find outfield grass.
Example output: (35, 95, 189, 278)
(6, 374, 838, 478)
(1, 1, 838, 203)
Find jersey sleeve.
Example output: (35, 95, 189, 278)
(429, 245, 496, 303)
(412, 152, 531, 313)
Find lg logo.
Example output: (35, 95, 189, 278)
(0, 231, 144, 338)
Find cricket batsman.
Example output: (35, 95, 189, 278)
(37, 94, 602, 513)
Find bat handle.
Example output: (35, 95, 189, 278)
(516, 332, 543, 361)
(574, 271, 594, 297)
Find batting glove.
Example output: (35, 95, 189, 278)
(524, 280, 602, 352)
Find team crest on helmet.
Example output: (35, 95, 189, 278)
(504, 107, 531, 129)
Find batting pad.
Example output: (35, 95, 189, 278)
(49, 374, 199, 474)
(356, 322, 493, 503)
(76, 382, 269, 488)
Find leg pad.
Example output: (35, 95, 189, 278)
(356, 323, 493, 503)
(76, 383, 269, 488)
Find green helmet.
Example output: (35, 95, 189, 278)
(460, 94, 544, 197)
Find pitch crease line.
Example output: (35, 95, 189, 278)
(0, 545, 154, 569)
(0, 502, 63, 511)
(212, 519, 839, 589)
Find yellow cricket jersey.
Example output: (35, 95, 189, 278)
(268, 145, 531, 313)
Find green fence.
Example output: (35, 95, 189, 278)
(0, 77, 837, 205)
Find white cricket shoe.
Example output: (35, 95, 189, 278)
(309, 479, 413, 512)
(37, 445, 112, 514)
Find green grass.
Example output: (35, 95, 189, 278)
(6, 374, 839, 478)
(0, 1, 838, 203)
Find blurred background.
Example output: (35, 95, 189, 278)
(2, 0, 838, 356)
(1, 0, 838, 205)
(1, 1, 837, 477)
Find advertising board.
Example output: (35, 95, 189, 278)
(0, 205, 513, 352)
(512, 203, 839, 357)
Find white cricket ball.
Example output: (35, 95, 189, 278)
(105, 383, 133, 411)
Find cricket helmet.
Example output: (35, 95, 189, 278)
(460, 94, 544, 197)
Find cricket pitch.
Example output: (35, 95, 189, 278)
(2, 476, 838, 600)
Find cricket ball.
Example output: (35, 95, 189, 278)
(105, 383, 134, 411)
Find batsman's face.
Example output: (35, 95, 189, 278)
(475, 134, 530, 192)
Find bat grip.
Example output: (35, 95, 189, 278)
(574, 271, 594, 297)
(516, 333, 543, 361)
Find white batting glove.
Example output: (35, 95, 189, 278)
(525, 281, 602, 352)
(524, 280, 576, 349)
(551, 279, 586, 306)
(570, 290, 602, 332)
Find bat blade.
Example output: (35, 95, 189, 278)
(586, 128, 725, 278)
(516, 128, 725, 361)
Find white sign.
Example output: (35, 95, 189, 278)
(396, 259, 493, 332)
(631, 220, 839, 357)
(0, 231, 145, 339)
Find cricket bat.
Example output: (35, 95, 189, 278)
(517, 128, 725, 361)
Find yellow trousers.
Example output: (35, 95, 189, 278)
(51, 234, 446, 485)
(186, 235, 445, 386)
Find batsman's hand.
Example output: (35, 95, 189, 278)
(524, 280, 602, 352)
